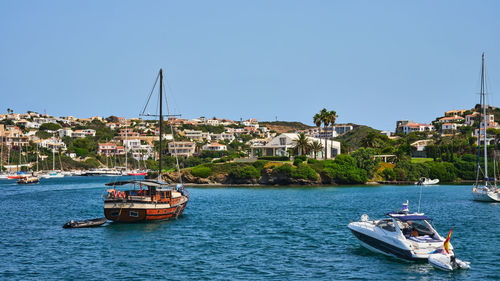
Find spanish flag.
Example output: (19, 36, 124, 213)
(444, 228, 453, 254)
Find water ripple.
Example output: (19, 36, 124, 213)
(0, 179, 498, 280)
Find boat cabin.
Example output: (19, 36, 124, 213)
(105, 180, 185, 204)
(381, 213, 442, 242)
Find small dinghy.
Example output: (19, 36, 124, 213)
(427, 229, 470, 271)
(63, 217, 107, 229)
(415, 177, 439, 185)
(428, 251, 470, 271)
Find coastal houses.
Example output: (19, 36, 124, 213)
(0, 125, 29, 147)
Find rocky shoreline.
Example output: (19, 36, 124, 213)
(154, 170, 472, 187)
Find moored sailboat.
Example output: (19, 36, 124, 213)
(103, 69, 189, 222)
(472, 53, 500, 202)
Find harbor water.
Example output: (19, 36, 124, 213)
(0, 177, 498, 280)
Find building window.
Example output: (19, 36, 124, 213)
(331, 148, 338, 157)
(279, 138, 286, 145)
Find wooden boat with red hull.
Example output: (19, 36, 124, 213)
(104, 180, 189, 222)
(103, 68, 189, 222)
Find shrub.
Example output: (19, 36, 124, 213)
(228, 165, 260, 179)
(258, 156, 290, 161)
(272, 163, 293, 177)
(381, 167, 396, 181)
(293, 155, 307, 166)
(200, 150, 228, 159)
(191, 166, 212, 178)
(291, 163, 319, 180)
(322, 155, 368, 184)
(293, 158, 304, 166)
(307, 158, 318, 164)
(252, 160, 269, 172)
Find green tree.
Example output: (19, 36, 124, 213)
(351, 147, 379, 178)
(40, 123, 62, 131)
(294, 133, 310, 156)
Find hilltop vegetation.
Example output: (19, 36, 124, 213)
(334, 125, 380, 151)
(260, 121, 312, 133)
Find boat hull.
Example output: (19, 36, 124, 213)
(348, 228, 420, 261)
(104, 201, 188, 222)
(472, 188, 500, 202)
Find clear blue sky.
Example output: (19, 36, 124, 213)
(1, 0, 499, 131)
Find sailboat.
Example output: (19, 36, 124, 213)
(472, 53, 500, 202)
(39, 148, 64, 178)
(103, 69, 189, 222)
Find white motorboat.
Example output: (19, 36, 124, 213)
(415, 177, 439, 185)
(472, 53, 500, 202)
(82, 168, 122, 177)
(348, 201, 469, 270)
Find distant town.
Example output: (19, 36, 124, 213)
(0, 105, 499, 184)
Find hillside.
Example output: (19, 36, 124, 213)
(334, 125, 379, 151)
(260, 121, 312, 133)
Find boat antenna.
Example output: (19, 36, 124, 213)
(417, 182, 423, 213)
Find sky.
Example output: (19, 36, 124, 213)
(1, 0, 499, 131)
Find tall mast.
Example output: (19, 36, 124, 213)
(125, 123, 128, 171)
(482, 53, 488, 182)
(159, 69, 163, 180)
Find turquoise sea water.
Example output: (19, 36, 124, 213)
(0, 177, 498, 280)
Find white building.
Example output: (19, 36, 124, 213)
(38, 137, 67, 151)
(168, 142, 196, 157)
(58, 128, 73, 138)
(202, 143, 227, 151)
(184, 130, 210, 141)
(250, 133, 340, 159)
(210, 132, 235, 142)
(206, 119, 220, 126)
(402, 123, 434, 134)
(72, 129, 96, 138)
(123, 139, 154, 161)
(442, 123, 461, 131)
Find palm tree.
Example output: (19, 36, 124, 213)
(295, 133, 310, 156)
(327, 110, 337, 129)
(313, 108, 338, 159)
(320, 109, 331, 159)
(310, 140, 323, 159)
(313, 112, 323, 158)
(326, 110, 337, 159)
